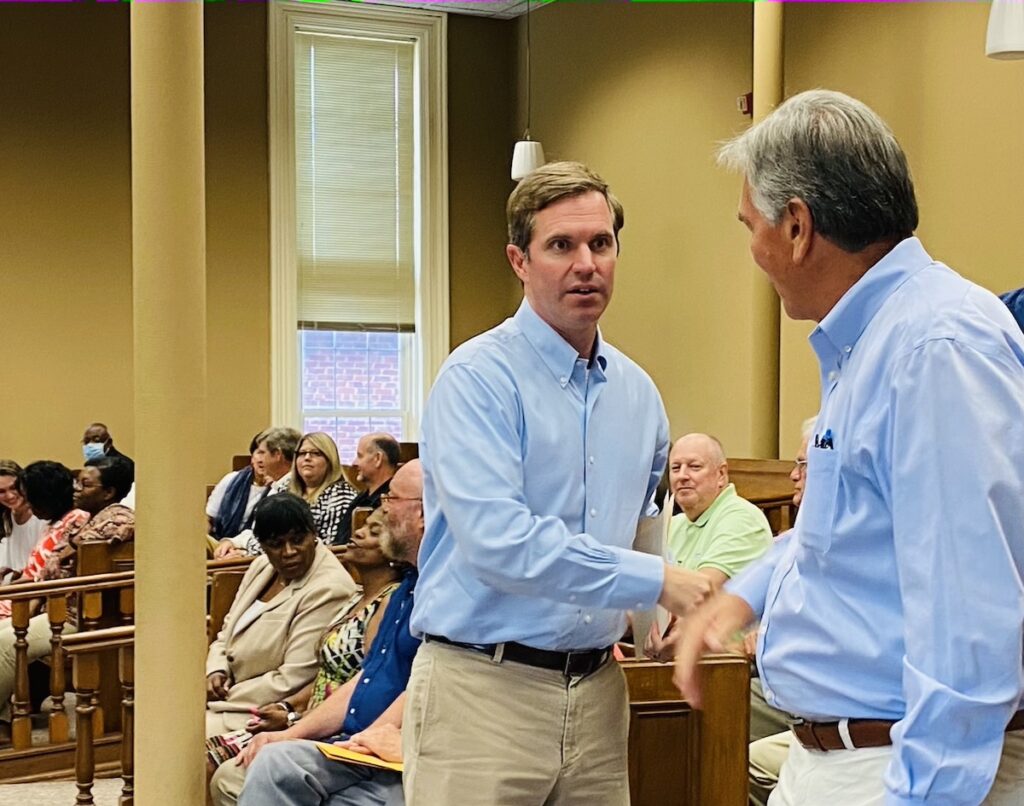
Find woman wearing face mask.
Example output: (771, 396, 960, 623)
(206, 507, 403, 778)
(205, 493, 355, 738)
(243, 433, 355, 556)
(0, 461, 46, 584)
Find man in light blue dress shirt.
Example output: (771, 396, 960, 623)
(403, 162, 711, 805)
(676, 90, 1024, 805)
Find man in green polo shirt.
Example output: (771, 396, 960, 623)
(665, 433, 772, 588)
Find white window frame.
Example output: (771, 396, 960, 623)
(269, 0, 449, 437)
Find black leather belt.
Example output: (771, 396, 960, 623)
(425, 633, 612, 678)
(791, 709, 1024, 752)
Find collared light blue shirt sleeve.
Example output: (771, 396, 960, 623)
(882, 337, 1024, 805)
(423, 362, 665, 612)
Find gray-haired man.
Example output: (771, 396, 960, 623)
(676, 90, 1024, 805)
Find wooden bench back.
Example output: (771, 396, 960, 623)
(623, 654, 749, 805)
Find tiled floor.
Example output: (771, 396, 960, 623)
(0, 779, 123, 805)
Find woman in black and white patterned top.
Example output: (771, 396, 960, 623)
(288, 432, 356, 545)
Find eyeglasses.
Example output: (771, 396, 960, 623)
(73, 480, 104, 491)
(380, 494, 422, 504)
(296, 450, 325, 459)
(793, 459, 808, 472)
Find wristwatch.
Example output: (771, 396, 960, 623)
(276, 701, 300, 727)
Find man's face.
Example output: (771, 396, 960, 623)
(74, 466, 112, 514)
(353, 436, 379, 485)
(82, 425, 111, 452)
(790, 437, 809, 507)
(381, 469, 422, 564)
(737, 181, 804, 319)
(506, 191, 617, 352)
(669, 437, 727, 521)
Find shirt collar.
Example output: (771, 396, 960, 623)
(692, 483, 737, 528)
(811, 237, 933, 365)
(513, 299, 608, 388)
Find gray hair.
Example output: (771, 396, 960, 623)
(800, 416, 818, 443)
(259, 426, 302, 462)
(718, 90, 918, 253)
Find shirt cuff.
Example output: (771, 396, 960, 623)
(613, 548, 665, 611)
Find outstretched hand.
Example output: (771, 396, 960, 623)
(672, 592, 754, 708)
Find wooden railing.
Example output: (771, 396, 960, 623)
(63, 625, 134, 806)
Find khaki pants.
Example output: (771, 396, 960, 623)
(770, 731, 1024, 805)
(0, 613, 78, 721)
(402, 641, 630, 806)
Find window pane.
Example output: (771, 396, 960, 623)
(304, 416, 404, 464)
(301, 330, 337, 410)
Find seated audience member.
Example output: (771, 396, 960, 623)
(646, 434, 771, 662)
(250, 432, 357, 555)
(206, 493, 355, 737)
(81, 422, 136, 508)
(1002, 286, 1024, 333)
(333, 433, 400, 546)
(0, 461, 46, 584)
(0, 461, 89, 743)
(219, 461, 425, 806)
(72, 456, 136, 546)
(665, 433, 772, 586)
(208, 505, 409, 803)
(208, 433, 270, 541)
(214, 427, 302, 558)
(748, 417, 816, 806)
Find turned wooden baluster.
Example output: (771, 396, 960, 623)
(10, 599, 32, 749)
(80, 588, 106, 731)
(119, 586, 134, 625)
(47, 593, 69, 743)
(73, 652, 100, 806)
(119, 645, 134, 805)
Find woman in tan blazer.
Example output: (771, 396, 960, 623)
(205, 493, 355, 737)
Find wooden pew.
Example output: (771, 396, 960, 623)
(727, 458, 797, 534)
(624, 654, 750, 805)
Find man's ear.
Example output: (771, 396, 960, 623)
(784, 198, 814, 264)
(506, 244, 529, 283)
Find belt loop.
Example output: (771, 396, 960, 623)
(490, 642, 505, 664)
(837, 718, 856, 751)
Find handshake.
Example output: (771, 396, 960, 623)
(653, 565, 757, 708)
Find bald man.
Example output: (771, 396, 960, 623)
(665, 433, 771, 590)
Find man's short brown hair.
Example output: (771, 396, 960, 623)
(506, 161, 624, 253)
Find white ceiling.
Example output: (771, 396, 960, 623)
(355, 0, 538, 20)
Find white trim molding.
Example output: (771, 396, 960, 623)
(269, 0, 449, 433)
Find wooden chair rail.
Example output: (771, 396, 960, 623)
(0, 571, 136, 600)
(64, 626, 135, 655)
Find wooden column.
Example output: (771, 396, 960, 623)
(130, 1, 208, 803)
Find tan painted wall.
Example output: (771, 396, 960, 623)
(447, 15, 523, 347)
(524, 2, 765, 454)
(2, 6, 518, 480)
(1, 5, 135, 470)
(779, 2, 1024, 455)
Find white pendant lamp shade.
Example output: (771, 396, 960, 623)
(511, 139, 546, 181)
(987, 0, 1024, 59)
